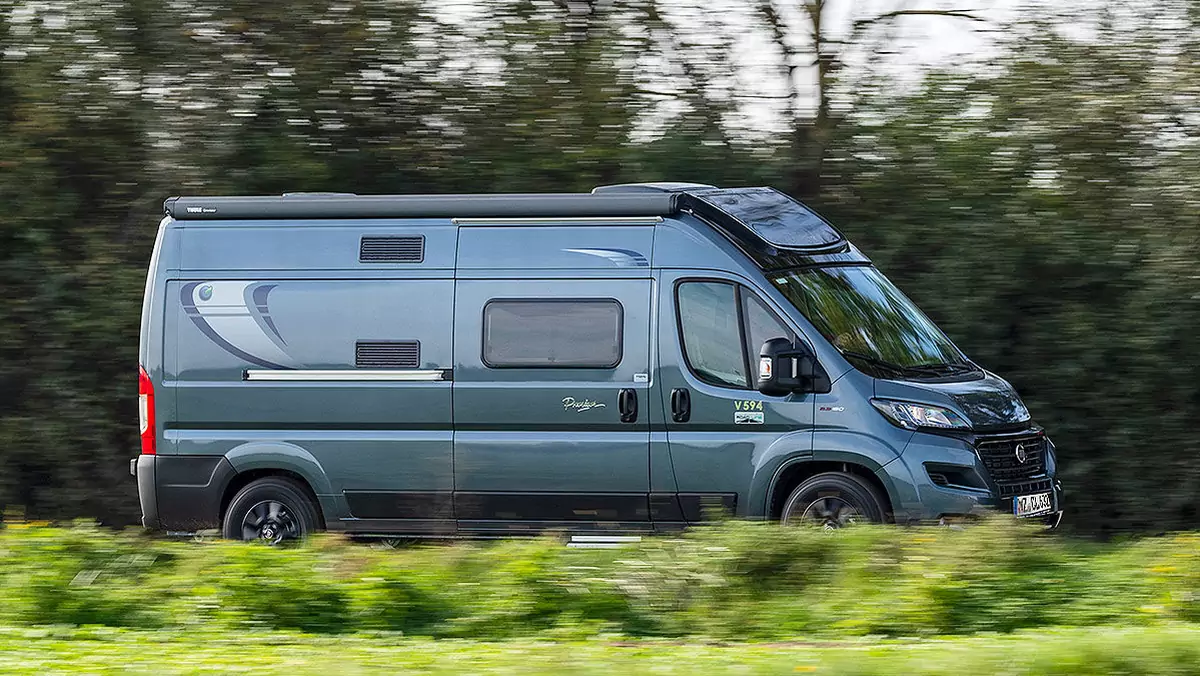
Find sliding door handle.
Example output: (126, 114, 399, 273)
(618, 388, 638, 423)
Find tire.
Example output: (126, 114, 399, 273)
(222, 476, 321, 543)
(780, 472, 888, 528)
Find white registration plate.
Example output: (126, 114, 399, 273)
(1013, 492, 1053, 518)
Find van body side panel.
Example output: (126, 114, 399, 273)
(456, 225, 654, 270)
(650, 215, 748, 272)
(654, 268, 817, 520)
(166, 275, 455, 529)
(178, 219, 456, 271)
(452, 273, 653, 530)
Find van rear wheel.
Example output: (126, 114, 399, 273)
(781, 472, 887, 529)
(223, 477, 321, 543)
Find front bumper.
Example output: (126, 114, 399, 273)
(884, 430, 1064, 527)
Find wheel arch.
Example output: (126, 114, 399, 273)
(220, 441, 331, 526)
(220, 468, 326, 529)
(766, 456, 896, 522)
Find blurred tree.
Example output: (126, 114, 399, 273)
(821, 3, 1200, 534)
(755, 0, 985, 200)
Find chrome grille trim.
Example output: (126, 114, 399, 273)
(975, 433, 1048, 486)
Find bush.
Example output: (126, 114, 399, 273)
(203, 542, 352, 632)
(0, 523, 174, 627)
(1, 518, 1197, 639)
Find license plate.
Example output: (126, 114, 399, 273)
(1013, 492, 1053, 518)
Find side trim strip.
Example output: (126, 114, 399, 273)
(452, 216, 663, 225)
(244, 369, 448, 382)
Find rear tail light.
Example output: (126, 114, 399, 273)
(138, 365, 156, 455)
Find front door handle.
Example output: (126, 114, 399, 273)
(670, 388, 691, 423)
(618, 388, 638, 423)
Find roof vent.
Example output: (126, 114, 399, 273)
(356, 341, 420, 369)
(360, 236, 424, 263)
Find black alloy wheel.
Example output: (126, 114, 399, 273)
(781, 472, 888, 529)
(222, 477, 321, 543)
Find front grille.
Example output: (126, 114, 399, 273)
(995, 478, 1053, 499)
(975, 434, 1047, 489)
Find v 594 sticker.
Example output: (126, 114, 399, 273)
(734, 400, 764, 424)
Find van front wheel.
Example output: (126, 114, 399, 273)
(780, 472, 887, 529)
(223, 477, 321, 543)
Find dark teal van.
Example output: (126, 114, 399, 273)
(133, 183, 1062, 541)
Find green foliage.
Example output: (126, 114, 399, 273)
(0, 524, 172, 627)
(199, 544, 353, 632)
(1, 520, 1197, 641)
(347, 561, 449, 634)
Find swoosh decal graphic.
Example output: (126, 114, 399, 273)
(181, 281, 295, 369)
(563, 248, 649, 267)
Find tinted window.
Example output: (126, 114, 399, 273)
(483, 299, 622, 368)
(689, 187, 843, 249)
(772, 266, 973, 378)
(677, 282, 749, 388)
(743, 292, 794, 360)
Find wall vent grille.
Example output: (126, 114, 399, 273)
(356, 341, 420, 369)
(359, 236, 424, 263)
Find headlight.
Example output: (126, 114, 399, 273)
(871, 399, 970, 430)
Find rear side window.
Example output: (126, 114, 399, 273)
(483, 299, 623, 368)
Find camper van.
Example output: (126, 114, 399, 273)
(133, 183, 1062, 541)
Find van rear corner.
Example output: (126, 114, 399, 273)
(134, 214, 176, 530)
(131, 454, 159, 529)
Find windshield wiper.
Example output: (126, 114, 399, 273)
(910, 361, 981, 376)
(839, 351, 927, 377)
(841, 352, 978, 379)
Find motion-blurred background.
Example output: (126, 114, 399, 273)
(1, 0, 1197, 536)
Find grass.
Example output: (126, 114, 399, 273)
(1, 625, 1199, 674)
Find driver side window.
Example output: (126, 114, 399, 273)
(677, 282, 748, 388)
(676, 281, 795, 390)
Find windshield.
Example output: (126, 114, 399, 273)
(771, 266, 974, 378)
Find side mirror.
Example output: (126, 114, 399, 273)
(757, 337, 828, 396)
